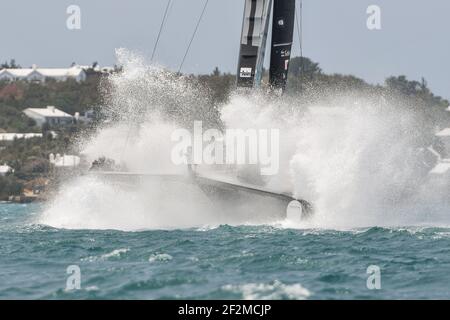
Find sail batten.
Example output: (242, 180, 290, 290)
(237, 0, 297, 94)
(237, 0, 273, 88)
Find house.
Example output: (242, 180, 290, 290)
(74, 110, 96, 124)
(0, 164, 13, 176)
(70, 64, 115, 74)
(100, 66, 115, 74)
(0, 132, 57, 143)
(23, 178, 50, 196)
(0, 133, 43, 141)
(23, 106, 74, 127)
(0, 65, 86, 83)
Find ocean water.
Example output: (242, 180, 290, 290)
(1, 202, 450, 300)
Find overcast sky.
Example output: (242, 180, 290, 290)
(1, 0, 449, 99)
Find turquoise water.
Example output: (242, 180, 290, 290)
(1, 202, 450, 299)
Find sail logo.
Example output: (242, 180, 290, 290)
(280, 49, 290, 58)
(171, 121, 280, 175)
(240, 67, 252, 78)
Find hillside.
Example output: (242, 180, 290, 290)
(0, 57, 448, 200)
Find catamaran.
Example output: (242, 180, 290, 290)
(91, 0, 312, 222)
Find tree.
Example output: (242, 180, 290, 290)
(9, 59, 20, 68)
(212, 66, 220, 77)
(0, 59, 21, 70)
(289, 56, 322, 78)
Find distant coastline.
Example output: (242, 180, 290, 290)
(1, 58, 449, 202)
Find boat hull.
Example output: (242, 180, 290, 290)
(89, 172, 312, 224)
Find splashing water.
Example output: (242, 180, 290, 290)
(39, 50, 448, 231)
(40, 49, 220, 230)
(222, 95, 449, 229)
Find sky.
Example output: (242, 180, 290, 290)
(1, 0, 449, 99)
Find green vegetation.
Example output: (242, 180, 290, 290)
(0, 65, 103, 198)
(0, 76, 102, 133)
(0, 175, 23, 200)
(0, 59, 21, 69)
(0, 132, 79, 200)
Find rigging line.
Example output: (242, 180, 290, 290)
(178, 0, 210, 73)
(122, 0, 174, 161)
(295, 0, 303, 60)
(151, 0, 172, 62)
(168, 0, 176, 18)
(295, 0, 303, 88)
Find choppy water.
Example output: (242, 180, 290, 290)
(1, 203, 450, 299)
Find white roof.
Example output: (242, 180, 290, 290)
(40, 68, 85, 77)
(0, 66, 85, 78)
(0, 133, 43, 141)
(0, 69, 30, 77)
(0, 164, 12, 173)
(24, 106, 73, 118)
(436, 128, 450, 137)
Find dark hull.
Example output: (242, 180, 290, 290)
(90, 172, 312, 223)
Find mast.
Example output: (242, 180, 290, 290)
(236, 0, 273, 89)
(269, 0, 296, 93)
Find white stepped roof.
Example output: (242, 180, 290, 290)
(0, 133, 43, 141)
(25, 106, 73, 118)
(0, 66, 85, 78)
(0, 69, 30, 77)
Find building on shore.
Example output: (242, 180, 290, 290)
(0, 133, 43, 141)
(74, 110, 96, 124)
(76, 64, 115, 74)
(0, 65, 86, 83)
(0, 164, 13, 176)
(23, 106, 74, 127)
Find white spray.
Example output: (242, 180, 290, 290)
(39, 50, 449, 230)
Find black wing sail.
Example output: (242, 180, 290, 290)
(269, 0, 296, 93)
(237, 0, 273, 89)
